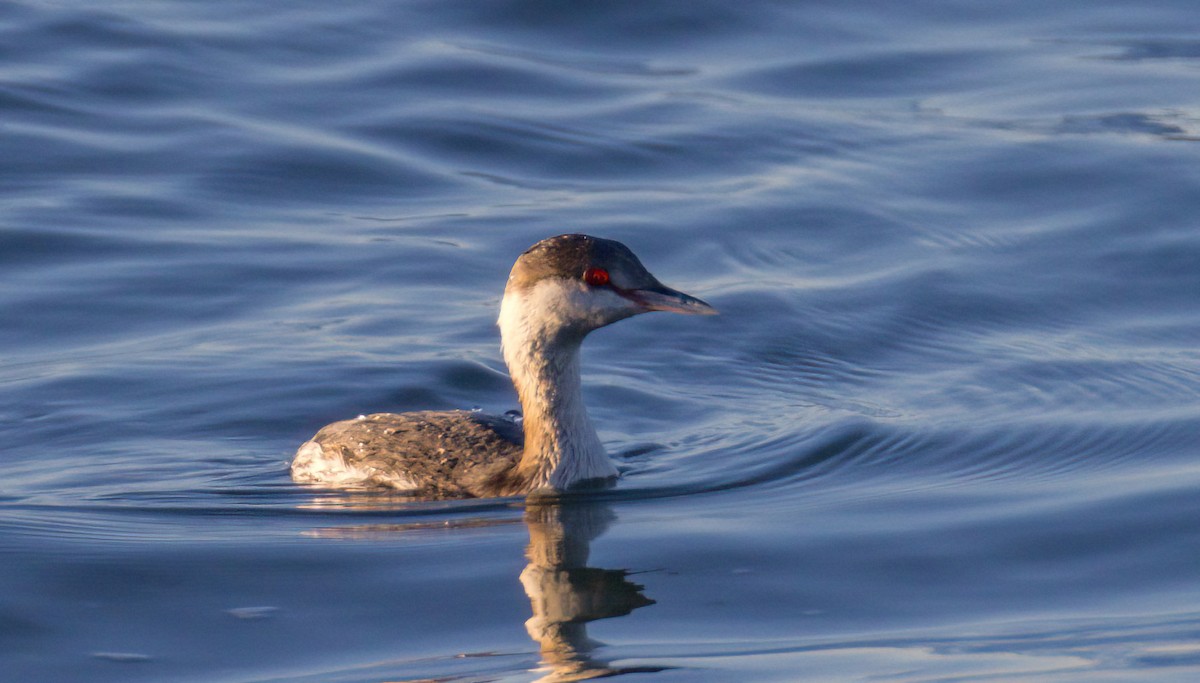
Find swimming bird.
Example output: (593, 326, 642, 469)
(291, 234, 716, 498)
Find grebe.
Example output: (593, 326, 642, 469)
(291, 234, 716, 498)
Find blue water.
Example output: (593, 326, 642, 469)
(3, 1, 1200, 681)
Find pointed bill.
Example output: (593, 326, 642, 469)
(627, 284, 718, 315)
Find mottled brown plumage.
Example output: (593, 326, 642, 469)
(302, 411, 527, 497)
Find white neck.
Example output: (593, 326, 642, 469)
(499, 282, 619, 491)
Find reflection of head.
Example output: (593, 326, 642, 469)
(521, 500, 655, 682)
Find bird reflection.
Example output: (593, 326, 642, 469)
(521, 497, 656, 681)
(298, 493, 658, 680)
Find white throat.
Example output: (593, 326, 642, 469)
(498, 280, 619, 490)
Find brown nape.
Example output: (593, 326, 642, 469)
(505, 234, 662, 293)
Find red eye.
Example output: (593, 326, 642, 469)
(583, 267, 610, 287)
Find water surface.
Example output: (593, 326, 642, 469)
(2, 1, 1200, 681)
